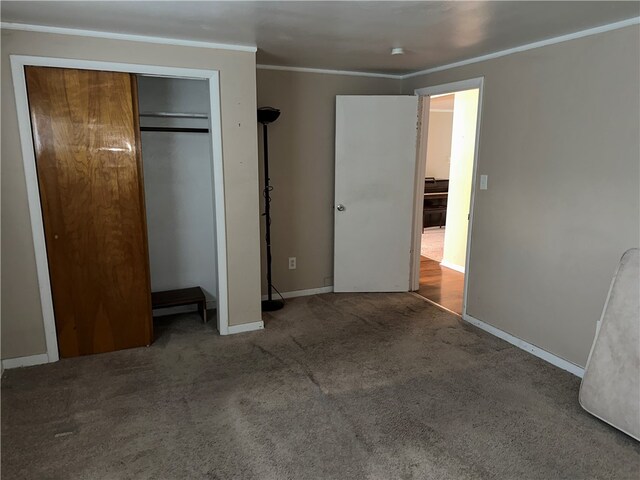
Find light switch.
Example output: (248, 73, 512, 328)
(480, 174, 488, 190)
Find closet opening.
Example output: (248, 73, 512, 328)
(136, 75, 218, 339)
(13, 56, 229, 362)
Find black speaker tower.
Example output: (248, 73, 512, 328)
(258, 107, 284, 311)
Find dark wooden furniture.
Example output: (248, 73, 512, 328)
(423, 178, 449, 230)
(151, 287, 207, 323)
(27, 67, 153, 358)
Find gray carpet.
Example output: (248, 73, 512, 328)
(2, 293, 639, 479)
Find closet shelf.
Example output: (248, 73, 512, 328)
(140, 112, 208, 119)
(140, 126, 209, 133)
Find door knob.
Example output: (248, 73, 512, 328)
(336, 204, 346, 212)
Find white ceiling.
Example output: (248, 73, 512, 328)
(2, 1, 638, 75)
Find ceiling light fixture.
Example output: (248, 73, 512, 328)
(390, 47, 405, 56)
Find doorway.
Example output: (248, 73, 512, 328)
(413, 80, 483, 315)
(332, 86, 482, 303)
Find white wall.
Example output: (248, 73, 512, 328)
(425, 110, 454, 179)
(442, 89, 479, 271)
(137, 77, 217, 305)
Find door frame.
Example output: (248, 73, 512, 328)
(10, 55, 231, 363)
(412, 77, 484, 318)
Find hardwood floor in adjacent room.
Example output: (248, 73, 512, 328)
(418, 256, 464, 314)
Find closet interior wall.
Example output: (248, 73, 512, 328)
(137, 76, 217, 312)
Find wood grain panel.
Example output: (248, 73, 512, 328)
(26, 66, 153, 357)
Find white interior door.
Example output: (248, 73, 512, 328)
(334, 95, 420, 292)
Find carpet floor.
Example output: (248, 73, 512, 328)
(421, 227, 445, 262)
(2, 293, 639, 479)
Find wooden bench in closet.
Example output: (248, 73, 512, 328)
(151, 287, 208, 323)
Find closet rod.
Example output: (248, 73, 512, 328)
(140, 126, 209, 133)
(140, 112, 208, 119)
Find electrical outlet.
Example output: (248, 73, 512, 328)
(288, 257, 296, 270)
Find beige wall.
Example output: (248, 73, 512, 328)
(1, 29, 262, 359)
(425, 110, 454, 179)
(404, 25, 640, 366)
(442, 89, 479, 270)
(256, 69, 400, 294)
(3, 24, 638, 369)
(255, 26, 640, 368)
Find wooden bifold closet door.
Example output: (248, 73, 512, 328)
(26, 66, 153, 358)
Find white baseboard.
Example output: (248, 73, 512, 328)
(153, 300, 216, 318)
(462, 313, 585, 378)
(262, 286, 333, 301)
(226, 320, 264, 335)
(2, 353, 50, 370)
(439, 260, 465, 274)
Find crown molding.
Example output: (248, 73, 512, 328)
(256, 64, 402, 80)
(3, 15, 637, 78)
(0, 22, 258, 53)
(259, 16, 639, 80)
(402, 16, 640, 79)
